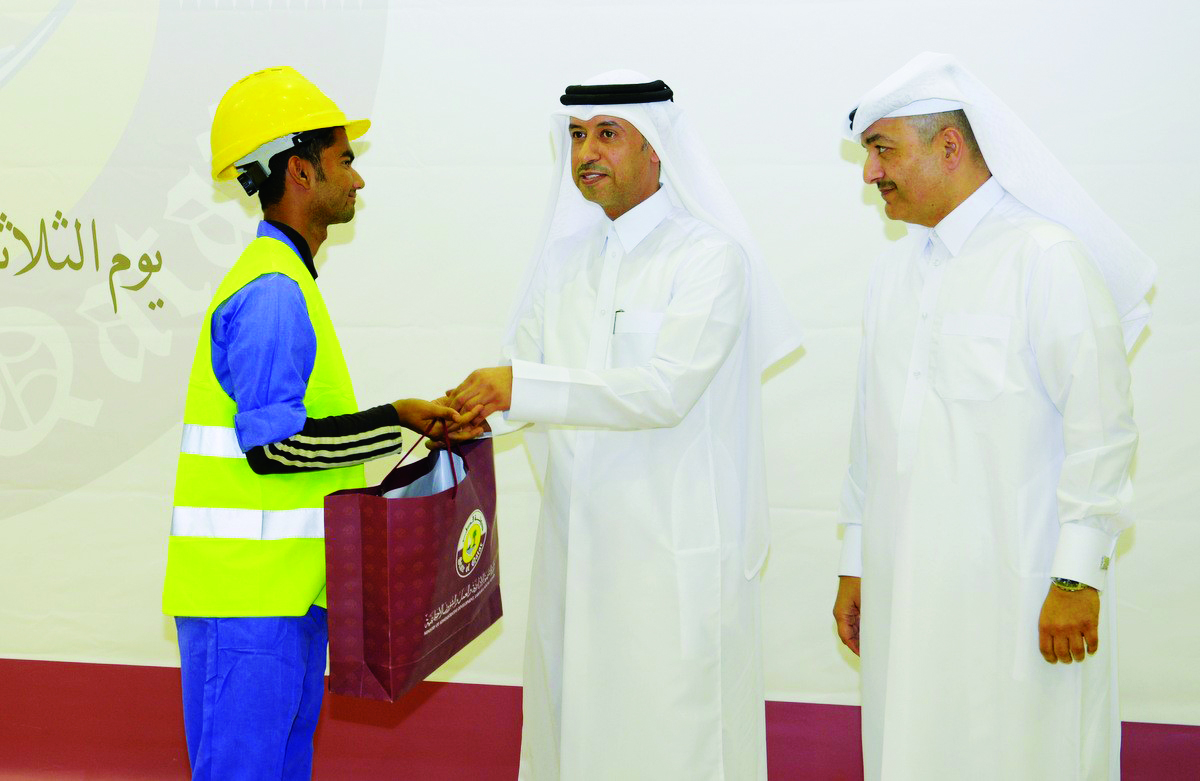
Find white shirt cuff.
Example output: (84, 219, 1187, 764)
(1050, 522, 1118, 590)
(839, 523, 863, 577)
(507, 359, 570, 424)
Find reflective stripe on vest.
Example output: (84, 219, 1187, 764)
(170, 506, 324, 540)
(180, 424, 242, 459)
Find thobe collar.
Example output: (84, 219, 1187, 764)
(258, 219, 318, 280)
(608, 186, 674, 253)
(925, 176, 1005, 257)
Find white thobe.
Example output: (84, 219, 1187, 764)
(840, 178, 1137, 781)
(506, 188, 768, 780)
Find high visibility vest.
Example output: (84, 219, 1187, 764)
(162, 236, 365, 617)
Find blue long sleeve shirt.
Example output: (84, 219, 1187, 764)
(211, 220, 404, 473)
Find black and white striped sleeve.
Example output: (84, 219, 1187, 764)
(244, 403, 404, 474)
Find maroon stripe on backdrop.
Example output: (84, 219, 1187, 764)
(0, 659, 1195, 779)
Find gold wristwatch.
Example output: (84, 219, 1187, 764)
(1051, 577, 1086, 592)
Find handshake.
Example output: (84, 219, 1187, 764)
(391, 366, 515, 442)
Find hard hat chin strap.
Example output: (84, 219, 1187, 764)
(232, 131, 309, 196)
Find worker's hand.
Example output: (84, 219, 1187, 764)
(392, 398, 485, 441)
(425, 403, 491, 450)
(1038, 584, 1100, 664)
(833, 576, 862, 657)
(447, 367, 513, 420)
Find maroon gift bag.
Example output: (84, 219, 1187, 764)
(323, 436, 502, 701)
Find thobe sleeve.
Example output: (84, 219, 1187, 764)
(507, 242, 747, 429)
(838, 261, 879, 578)
(837, 352, 866, 578)
(1027, 240, 1137, 590)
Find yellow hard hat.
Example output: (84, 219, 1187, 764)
(210, 66, 370, 183)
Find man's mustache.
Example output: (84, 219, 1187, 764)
(577, 163, 611, 176)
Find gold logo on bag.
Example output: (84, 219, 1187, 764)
(456, 509, 488, 577)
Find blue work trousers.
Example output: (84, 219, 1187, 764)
(175, 605, 328, 781)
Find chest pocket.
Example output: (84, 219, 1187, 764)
(609, 310, 665, 367)
(933, 313, 1011, 401)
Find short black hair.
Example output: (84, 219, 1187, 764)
(257, 127, 340, 210)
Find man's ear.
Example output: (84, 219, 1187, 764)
(286, 155, 315, 191)
(940, 127, 966, 171)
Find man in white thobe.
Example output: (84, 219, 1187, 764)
(832, 53, 1155, 780)
(449, 72, 801, 780)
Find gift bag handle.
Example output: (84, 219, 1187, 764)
(396, 421, 462, 493)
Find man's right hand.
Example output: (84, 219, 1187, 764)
(446, 366, 513, 420)
(1038, 583, 1100, 664)
(833, 576, 862, 657)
